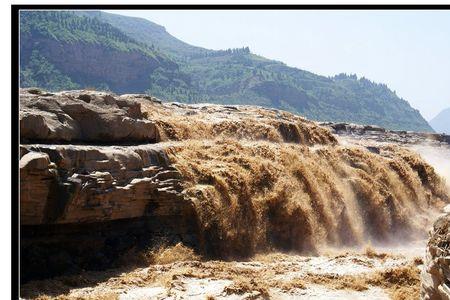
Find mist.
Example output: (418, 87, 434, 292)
(409, 144, 450, 190)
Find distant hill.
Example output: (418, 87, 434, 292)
(19, 11, 186, 93)
(75, 11, 211, 59)
(430, 108, 450, 134)
(19, 10, 434, 132)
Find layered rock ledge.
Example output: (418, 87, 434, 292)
(20, 88, 159, 143)
(322, 122, 450, 146)
(421, 213, 450, 299)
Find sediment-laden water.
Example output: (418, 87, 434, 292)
(19, 92, 450, 299)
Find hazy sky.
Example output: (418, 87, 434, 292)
(106, 10, 450, 120)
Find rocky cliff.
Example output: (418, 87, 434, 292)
(421, 212, 450, 299)
(19, 88, 449, 282)
(20, 89, 197, 280)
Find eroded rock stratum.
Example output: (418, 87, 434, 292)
(421, 213, 450, 299)
(19, 88, 450, 282)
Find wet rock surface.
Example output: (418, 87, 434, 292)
(322, 122, 450, 146)
(421, 213, 450, 300)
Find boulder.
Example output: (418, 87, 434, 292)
(20, 151, 55, 225)
(20, 88, 160, 143)
(20, 152, 50, 170)
(421, 213, 450, 299)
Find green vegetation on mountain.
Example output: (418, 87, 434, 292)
(20, 11, 158, 55)
(19, 10, 433, 132)
(20, 11, 187, 93)
(76, 11, 210, 58)
(20, 49, 80, 91)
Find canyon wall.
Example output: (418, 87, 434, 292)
(421, 213, 450, 299)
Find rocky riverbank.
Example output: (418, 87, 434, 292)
(19, 88, 450, 299)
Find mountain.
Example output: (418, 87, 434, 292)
(19, 10, 434, 132)
(75, 11, 211, 59)
(19, 11, 189, 93)
(430, 108, 450, 134)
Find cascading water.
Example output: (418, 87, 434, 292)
(167, 139, 448, 257)
(141, 101, 450, 257)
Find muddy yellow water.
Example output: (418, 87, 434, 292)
(21, 244, 425, 300)
(21, 102, 450, 299)
(167, 139, 447, 256)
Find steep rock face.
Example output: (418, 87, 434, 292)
(20, 143, 188, 225)
(421, 213, 450, 300)
(21, 38, 165, 93)
(20, 143, 198, 281)
(20, 88, 159, 143)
